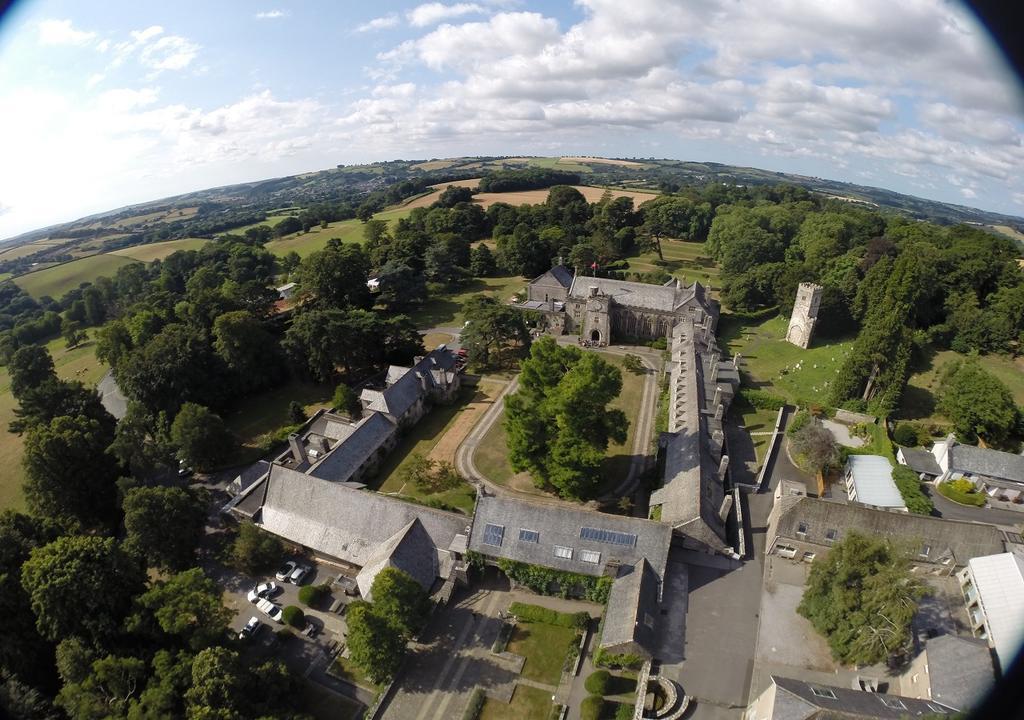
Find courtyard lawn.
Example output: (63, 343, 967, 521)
(622, 239, 721, 290)
(222, 380, 335, 464)
(729, 400, 778, 463)
(372, 383, 502, 515)
(725, 314, 855, 407)
(0, 333, 107, 510)
(410, 276, 526, 328)
(14, 253, 139, 299)
(479, 684, 553, 720)
(506, 621, 577, 685)
(899, 348, 1024, 423)
(474, 351, 647, 496)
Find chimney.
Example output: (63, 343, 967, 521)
(589, 285, 599, 297)
(718, 494, 734, 522)
(733, 353, 741, 369)
(288, 433, 306, 465)
(712, 429, 724, 446)
(718, 454, 730, 477)
(714, 403, 724, 420)
(713, 386, 721, 407)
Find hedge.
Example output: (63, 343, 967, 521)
(738, 388, 786, 410)
(892, 465, 934, 515)
(498, 559, 612, 603)
(281, 605, 305, 628)
(462, 688, 486, 720)
(508, 602, 590, 629)
(580, 695, 604, 720)
(593, 647, 644, 670)
(937, 479, 987, 507)
(786, 410, 811, 436)
(584, 669, 611, 695)
(298, 583, 330, 606)
(614, 703, 634, 720)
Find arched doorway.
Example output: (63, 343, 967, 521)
(590, 329, 601, 343)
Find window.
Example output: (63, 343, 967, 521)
(579, 527, 637, 547)
(797, 522, 808, 536)
(810, 687, 836, 700)
(825, 528, 838, 542)
(919, 544, 931, 558)
(580, 549, 601, 564)
(482, 524, 505, 547)
(879, 698, 905, 710)
(554, 545, 573, 560)
(518, 529, 540, 543)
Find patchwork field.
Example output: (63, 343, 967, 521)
(560, 156, 653, 168)
(472, 185, 659, 209)
(111, 237, 208, 262)
(14, 253, 138, 299)
(0, 333, 107, 510)
(0, 239, 65, 260)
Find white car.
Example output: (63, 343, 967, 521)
(275, 561, 297, 582)
(238, 616, 261, 639)
(246, 581, 278, 604)
(256, 598, 283, 623)
(289, 564, 311, 585)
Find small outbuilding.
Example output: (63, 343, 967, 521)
(844, 455, 907, 512)
(896, 447, 942, 479)
(276, 282, 297, 300)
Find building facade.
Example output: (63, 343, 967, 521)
(785, 282, 822, 349)
(957, 552, 1024, 672)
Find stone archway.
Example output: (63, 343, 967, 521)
(590, 329, 601, 343)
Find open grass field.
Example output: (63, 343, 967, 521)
(473, 351, 647, 496)
(472, 185, 658, 210)
(263, 219, 366, 258)
(410, 275, 526, 328)
(14, 253, 138, 299)
(723, 315, 855, 407)
(0, 333, 107, 510)
(111, 237, 208, 262)
(507, 621, 577, 684)
(371, 382, 503, 515)
(989, 224, 1024, 248)
(560, 156, 653, 169)
(622, 239, 720, 289)
(899, 348, 1024, 423)
(479, 684, 553, 720)
(0, 239, 65, 260)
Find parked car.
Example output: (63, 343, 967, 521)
(275, 561, 297, 582)
(256, 598, 283, 623)
(238, 616, 261, 639)
(246, 581, 278, 603)
(177, 460, 193, 478)
(288, 564, 311, 585)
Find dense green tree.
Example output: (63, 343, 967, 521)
(56, 654, 147, 720)
(892, 465, 934, 515)
(231, 522, 284, 573)
(469, 244, 497, 277)
(123, 487, 206, 571)
(127, 649, 192, 720)
(345, 602, 406, 684)
(127, 569, 232, 651)
(184, 647, 245, 720)
(170, 403, 234, 471)
(21, 535, 145, 646)
(937, 358, 1020, 445)
(23, 414, 120, 529)
(332, 383, 362, 419)
(461, 295, 532, 368)
(370, 568, 432, 638)
(10, 377, 115, 435)
(295, 241, 371, 309)
(376, 261, 427, 311)
(798, 533, 926, 665)
(108, 402, 177, 479)
(95, 320, 134, 369)
(8, 345, 56, 398)
(505, 337, 627, 498)
(212, 310, 286, 392)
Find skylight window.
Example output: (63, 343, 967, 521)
(518, 528, 540, 543)
(580, 549, 601, 564)
(553, 545, 573, 559)
(810, 687, 836, 699)
(482, 524, 505, 547)
(579, 527, 637, 547)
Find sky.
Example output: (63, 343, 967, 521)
(1, 0, 1023, 240)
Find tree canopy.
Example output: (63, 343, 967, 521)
(122, 486, 206, 571)
(937, 358, 1020, 446)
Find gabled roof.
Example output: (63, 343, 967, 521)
(600, 560, 661, 657)
(898, 447, 942, 477)
(307, 412, 397, 483)
(356, 518, 440, 599)
(773, 497, 1005, 566)
(771, 676, 956, 719)
(845, 455, 905, 510)
(923, 634, 994, 711)
(531, 265, 574, 288)
(469, 494, 671, 581)
(259, 464, 468, 568)
(231, 460, 271, 495)
(568, 276, 680, 312)
(949, 443, 1024, 484)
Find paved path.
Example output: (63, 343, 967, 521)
(927, 484, 1024, 526)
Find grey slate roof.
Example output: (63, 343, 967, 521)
(949, 443, 1024, 484)
(923, 634, 994, 711)
(771, 676, 956, 718)
(532, 265, 574, 289)
(469, 494, 671, 581)
(230, 460, 271, 496)
(362, 348, 457, 419)
(600, 559, 661, 657)
(259, 464, 468, 569)
(773, 496, 1005, 566)
(356, 518, 440, 599)
(307, 412, 397, 483)
(568, 276, 681, 312)
(898, 448, 942, 477)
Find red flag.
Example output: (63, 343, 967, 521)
(590, 261, 598, 270)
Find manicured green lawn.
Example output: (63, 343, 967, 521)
(729, 400, 778, 463)
(506, 622, 577, 685)
(0, 333, 107, 510)
(14, 253, 139, 299)
(409, 276, 525, 328)
(479, 684, 553, 720)
(622, 239, 720, 289)
(725, 315, 855, 406)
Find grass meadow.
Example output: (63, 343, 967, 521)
(14, 254, 139, 299)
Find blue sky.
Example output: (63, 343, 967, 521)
(1, 0, 1023, 239)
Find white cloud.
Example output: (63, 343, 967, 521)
(37, 19, 96, 46)
(255, 10, 288, 19)
(86, 73, 106, 89)
(356, 14, 400, 32)
(139, 34, 200, 71)
(408, 3, 486, 28)
(1012, 193, 1024, 206)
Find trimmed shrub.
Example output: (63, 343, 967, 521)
(614, 702, 634, 720)
(938, 479, 987, 507)
(580, 695, 604, 720)
(585, 669, 611, 695)
(462, 688, 485, 720)
(739, 388, 786, 410)
(508, 602, 590, 629)
(281, 605, 305, 628)
(786, 410, 810, 436)
(593, 647, 644, 670)
(892, 423, 919, 447)
(298, 583, 330, 606)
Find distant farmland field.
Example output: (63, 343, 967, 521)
(111, 237, 208, 262)
(14, 254, 138, 298)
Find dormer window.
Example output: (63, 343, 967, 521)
(797, 522, 808, 536)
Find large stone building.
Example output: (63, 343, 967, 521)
(785, 282, 822, 349)
(524, 265, 717, 344)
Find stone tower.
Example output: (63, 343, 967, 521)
(786, 282, 822, 349)
(582, 285, 611, 345)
